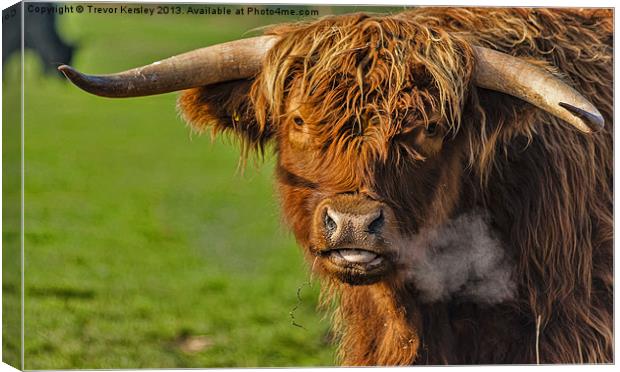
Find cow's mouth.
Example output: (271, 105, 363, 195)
(328, 248, 384, 266)
(320, 248, 391, 285)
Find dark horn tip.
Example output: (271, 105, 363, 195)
(57, 65, 92, 91)
(58, 64, 77, 78)
(559, 102, 605, 132)
(57, 65, 119, 98)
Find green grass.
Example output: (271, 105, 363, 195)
(13, 5, 406, 368)
(14, 5, 369, 369)
(3, 43, 23, 369)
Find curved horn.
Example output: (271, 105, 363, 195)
(58, 35, 279, 98)
(472, 46, 604, 133)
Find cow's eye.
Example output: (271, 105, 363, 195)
(293, 117, 305, 126)
(425, 122, 438, 137)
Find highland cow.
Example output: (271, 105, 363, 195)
(60, 8, 613, 365)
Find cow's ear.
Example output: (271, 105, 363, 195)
(177, 80, 272, 156)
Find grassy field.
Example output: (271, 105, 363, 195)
(6, 4, 403, 369)
(2, 16, 22, 367)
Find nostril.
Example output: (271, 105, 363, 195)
(324, 211, 338, 234)
(367, 210, 384, 234)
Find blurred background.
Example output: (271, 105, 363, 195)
(3, 3, 404, 369)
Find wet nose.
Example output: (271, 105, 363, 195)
(323, 205, 385, 242)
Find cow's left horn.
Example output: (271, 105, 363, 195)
(472, 46, 604, 133)
(58, 35, 279, 98)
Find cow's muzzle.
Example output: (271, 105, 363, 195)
(311, 194, 397, 285)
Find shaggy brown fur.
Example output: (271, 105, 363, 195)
(178, 8, 613, 364)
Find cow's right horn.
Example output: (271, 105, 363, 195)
(472, 46, 604, 133)
(58, 35, 279, 98)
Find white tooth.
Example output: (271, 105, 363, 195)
(338, 249, 377, 263)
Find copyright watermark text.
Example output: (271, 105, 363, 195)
(26, 3, 320, 17)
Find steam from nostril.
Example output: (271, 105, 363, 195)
(401, 211, 516, 305)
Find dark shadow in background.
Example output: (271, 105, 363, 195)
(3, 2, 75, 77)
